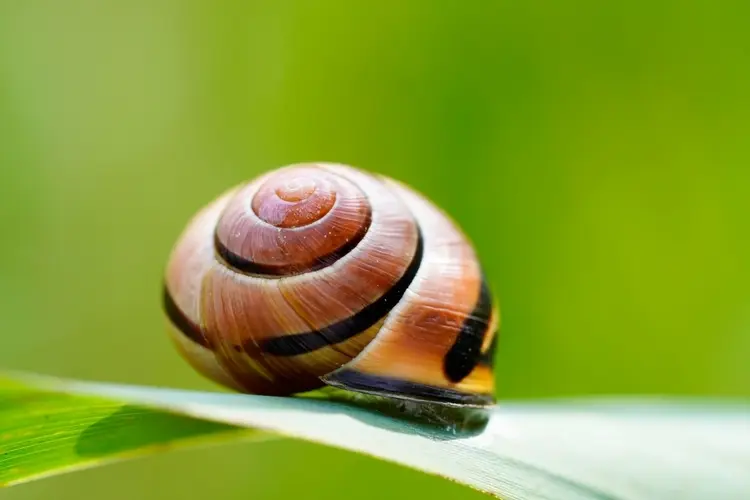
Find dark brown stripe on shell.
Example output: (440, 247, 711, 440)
(258, 228, 424, 356)
(213, 211, 372, 277)
(324, 368, 494, 407)
(477, 333, 498, 368)
(443, 275, 493, 383)
(162, 283, 211, 348)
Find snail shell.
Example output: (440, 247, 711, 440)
(163, 163, 499, 407)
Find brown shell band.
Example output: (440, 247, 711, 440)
(258, 228, 425, 356)
(443, 276, 494, 383)
(212, 210, 372, 276)
(324, 368, 494, 406)
(477, 334, 497, 368)
(162, 284, 210, 348)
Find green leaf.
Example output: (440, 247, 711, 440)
(0, 377, 265, 487)
(1, 372, 749, 499)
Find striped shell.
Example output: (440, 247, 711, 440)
(163, 163, 499, 407)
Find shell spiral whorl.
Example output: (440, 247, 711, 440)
(164, 162, 499, 407)
(214, 166, 372, 276)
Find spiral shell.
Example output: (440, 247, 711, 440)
(163, 163, 499, 407)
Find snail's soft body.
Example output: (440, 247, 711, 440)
(163, 163, 499, 409)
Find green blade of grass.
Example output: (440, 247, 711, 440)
(0, 377, 268, 487)
(1, 372, 749, 499)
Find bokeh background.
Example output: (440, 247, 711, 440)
(2, 1, 749, 499)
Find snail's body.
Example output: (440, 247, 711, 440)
(163, 163, 499, 409)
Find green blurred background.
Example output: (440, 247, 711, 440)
(1, 1, 749, 499)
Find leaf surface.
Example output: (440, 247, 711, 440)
(1, 372, 748, 499)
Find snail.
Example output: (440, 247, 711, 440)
(162, 162, 499, 421)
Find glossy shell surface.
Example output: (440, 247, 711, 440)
(163, 163, 499, 406)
